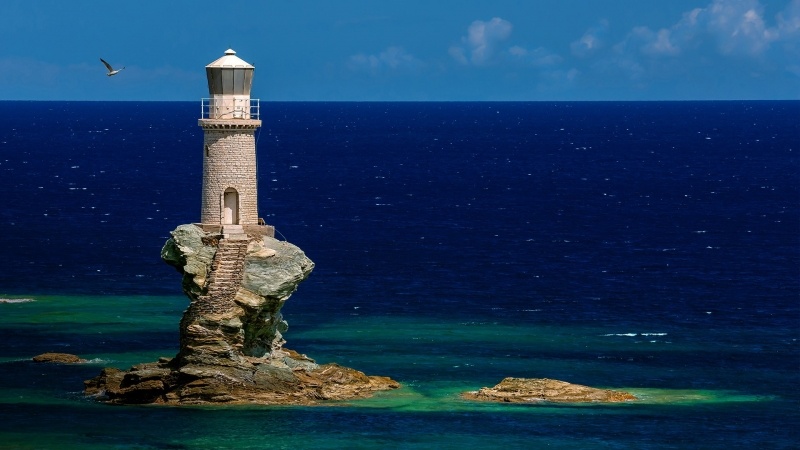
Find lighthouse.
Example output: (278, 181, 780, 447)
(198, 48, 266, 235)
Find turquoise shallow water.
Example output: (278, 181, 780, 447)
(0, 294, 794, 449)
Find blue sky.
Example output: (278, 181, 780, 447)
(1, 0, 798, 101)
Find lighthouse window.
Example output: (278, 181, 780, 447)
(205, 145, 210, 157)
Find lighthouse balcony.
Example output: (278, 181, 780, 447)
(201, 98, 260, 120)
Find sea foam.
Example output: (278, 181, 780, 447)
(0, 298, 35, 304)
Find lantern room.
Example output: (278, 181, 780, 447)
(203, 48, 258, 120)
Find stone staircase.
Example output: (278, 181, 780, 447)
(196, 235, 249, 315)
(222, 224, 245, 239)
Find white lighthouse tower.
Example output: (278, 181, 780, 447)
(199, 49, 264, 235)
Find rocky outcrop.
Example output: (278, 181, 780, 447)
(84, 224, 398, 405)
(461, 377, 637, 404)
(33, 353, 86, 364)
(84, 354, 399, 405)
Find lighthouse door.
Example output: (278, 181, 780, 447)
(223, 189, 239, 225)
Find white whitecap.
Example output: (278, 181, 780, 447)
(84, 358, 114, 364)
(0, 298, 35, 304)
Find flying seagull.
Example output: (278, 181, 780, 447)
(100, 58, 125, 76)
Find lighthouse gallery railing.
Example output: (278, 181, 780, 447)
(201, 98, 260, 120)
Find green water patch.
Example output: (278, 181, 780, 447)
(0, 294, 183, 361)
(0, 294, 786, 415)
(0, 294, 185, 331)
(291, 314, 706, 353)
(0, 432, 124, 450)
(288, 314, 778, 391)
(0, 387, 87, 407)
(324, 383, 775, 413)
(0, 380, 776, 412)
(625, 388, 776, 405)
(79, 349, 179, 369)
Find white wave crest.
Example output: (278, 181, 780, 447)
(0, 298, 35, 304)
(603, 332, 668, 337)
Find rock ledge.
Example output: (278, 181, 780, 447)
(84, 351, 399, 405)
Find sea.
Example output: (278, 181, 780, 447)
(0, 100, 797, 449)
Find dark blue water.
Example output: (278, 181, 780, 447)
(0, 101, 798, 449)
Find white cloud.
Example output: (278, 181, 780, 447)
(448, 46, 469, 65)
(450, 17, 513, 65)
(629, 26, 682, 56)
(348, 46, 424, 74)
(508, 46, 526, 57)
(437, 1, 797, 95)
(651, 29, 682, 55)
(620, 0, 799, 58)
(565, 68, 580, 82)
(450, 17, 562, 68)
(593, 0, 800, 86)
(571, 20, 609, 57)
(705, 0, 778, 55)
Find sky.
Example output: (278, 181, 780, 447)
(1, 0, 798, 101)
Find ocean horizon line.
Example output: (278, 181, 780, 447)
(1, 99, 798, 104)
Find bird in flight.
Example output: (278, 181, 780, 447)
(100, 58, 125, 76)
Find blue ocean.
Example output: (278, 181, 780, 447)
(0, 101, 797, 449)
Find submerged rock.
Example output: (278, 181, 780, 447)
(85, 224, 398, 405)
(461, 377, 637, 404)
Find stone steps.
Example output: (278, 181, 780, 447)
(194, 237, 250, 314)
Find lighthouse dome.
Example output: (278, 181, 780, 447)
(205, 48, 254, 97)
(206, 49, 255, 69)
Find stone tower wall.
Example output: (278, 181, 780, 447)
(200, 122, 260, 225)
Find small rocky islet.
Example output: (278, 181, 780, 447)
(461, 377, 637, 404)
(32, 353, 87, 364)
